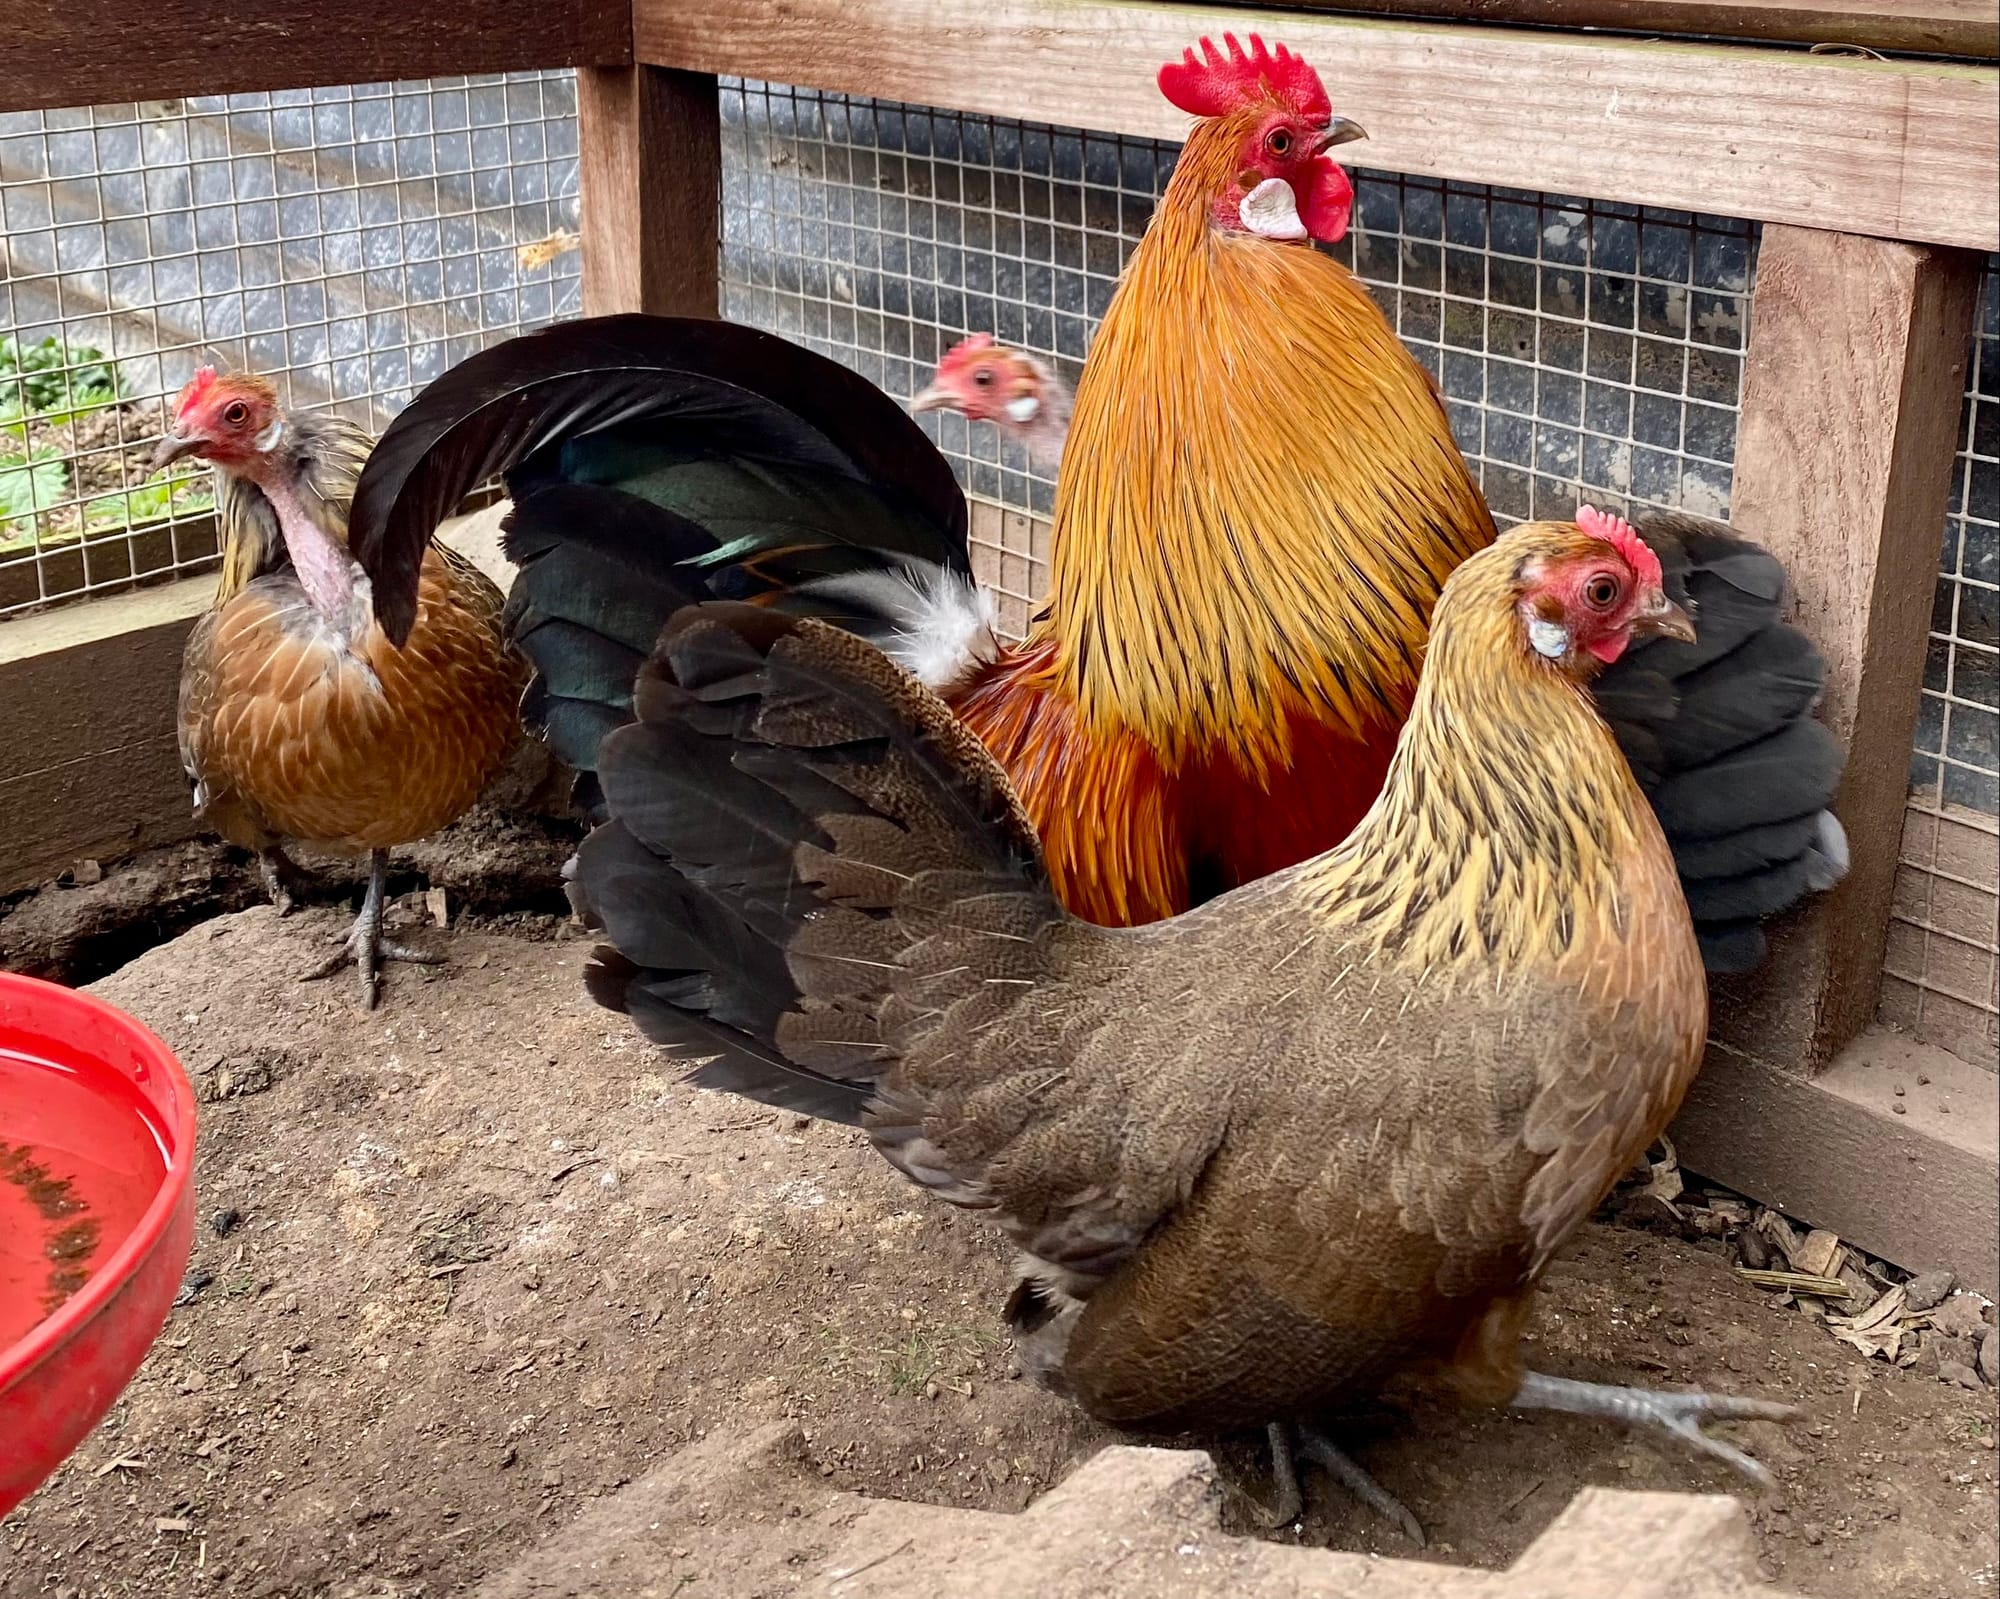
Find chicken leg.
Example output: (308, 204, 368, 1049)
(1510, 1371, 1797, 1487)
(1259, 1420, 1426, 1545)
(257, 846, 314, 917)
(302, 849, 442, 1007)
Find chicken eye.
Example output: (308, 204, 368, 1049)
(973, 368, 994, 388)
(223, 402, 249, 426)
(1266, 127, 1293, 157)
(1584, 573, 1623, 609)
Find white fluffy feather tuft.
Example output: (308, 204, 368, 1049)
(797, 561, 1000, 692)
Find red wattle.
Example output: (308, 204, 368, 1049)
(1299, 157, 1354, 244)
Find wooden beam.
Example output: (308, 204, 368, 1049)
(579, 66, 722, 319)
(1709, 227, 1983, 1075)
(1259, 2, 1998, 60)
(0, 578, 212, 895)
(2, 0, 629, 117)
(1672, 1031, 1998, 1298)
(634, 0, 1998, 252)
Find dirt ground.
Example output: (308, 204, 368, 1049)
(2, 903, 1995, 1598)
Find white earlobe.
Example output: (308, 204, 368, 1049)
(1004, 395, 1041, 424)
(1239, 178, 1307, 241)
(1528, 618, 1571, 659)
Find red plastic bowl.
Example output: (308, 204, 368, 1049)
(0, 973, 196, 1517)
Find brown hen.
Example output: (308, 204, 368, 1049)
(567, 510, 1795, 1534)
(156, 370, 523, 1005)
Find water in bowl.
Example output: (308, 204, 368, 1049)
(0, 1045, 170, 1351)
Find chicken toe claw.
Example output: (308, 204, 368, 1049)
(1511, 1371, 1797, 1490)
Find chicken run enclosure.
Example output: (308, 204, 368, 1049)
(1, 0, 1995, 1301)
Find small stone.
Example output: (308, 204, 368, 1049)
(540, 1465, 564, 1489)
(1904, 1271, 1955, 1313)
(1980, 1328, 1998, 1387)
(1939, 1361, 1984, 1392)
(211, 1207, 243, 1238)
(1801, 1522, 1824, 1546)
(1893, 1085, 1906, 1097)
(499, 1445, 518, 1469)
(1737, 1230, 1775, 1271)
(1931, 1294, 1991, 1339)
(1916, 1333, 1977, 1377)
(72, 859, 103, 886)
(1917, 1074, 1931, 1086)
(1893, 1104, 1907, 1114)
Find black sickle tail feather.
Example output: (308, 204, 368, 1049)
(347, 313, 981, 791)
(1596, 511, 1850, 973)
(348, 311, 972, 659)
(570, 603, 1050, 1124)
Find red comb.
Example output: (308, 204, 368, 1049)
(1576, 504, 1662, 589)
(1158, 34, 1331, 123)
(936, 333, 997, 375)
(176, 365, 219, 419)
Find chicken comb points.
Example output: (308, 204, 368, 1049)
(1157, 34, 1332, 124)
(1576, 504, 1661, 588)
(176, 365, 219, 418)
(935, 333, 997, 377)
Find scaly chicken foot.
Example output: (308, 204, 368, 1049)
(1259, 1421, 1425, 1545)
(1510, 1371, 1797, 1489)
(301, 849, 442, 1008)
(257, 847, 314, 917)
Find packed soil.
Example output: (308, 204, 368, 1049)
(2, 904, 1995, 1598)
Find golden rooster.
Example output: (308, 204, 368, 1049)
(153, 369, 523, 1005)
(562, 509, 1794, 1535)
(915, 36, 1845, 968)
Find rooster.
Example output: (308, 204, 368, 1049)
(562, 510, 1797, 1535)
(348, 34, 1840, 971)
(911, 39, 1845, 966)
(152, 369, 524, 1006)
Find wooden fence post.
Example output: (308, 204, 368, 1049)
(1707, 225, 1983, 1076)
(578, 66, 721, 317)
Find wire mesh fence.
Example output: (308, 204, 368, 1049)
(1881, 263, 1999, 1068)
(0, 72, 581, 615)
(0, 69, 1988, 1064)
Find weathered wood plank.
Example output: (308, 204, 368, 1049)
(1673, 1033, 1998, 1297)
(0, 579, 212, 895)
(1710, 226, 1984, 1075)
(2, 0, 629, 116)
(636, 0, 1998, 251)
(1256, 1, 1998, 60)
(579, 66, 722, 319)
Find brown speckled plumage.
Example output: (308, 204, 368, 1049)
(177, 410, 524, 860)
(575, 519, 1706, 1437)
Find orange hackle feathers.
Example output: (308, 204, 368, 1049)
(1025, 84, 1491, 778)
(947, 34, 1493, 926)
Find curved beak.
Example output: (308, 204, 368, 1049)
(148, 427, 203, 475)
(1315, 117, 1368, 153)
(1634, 592, 1697, 644)
(908, 384, 954, 416)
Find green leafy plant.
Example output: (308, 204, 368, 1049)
(0, 335, 121, 431)
(0, 445, 68, 533)
(84, 478, 209, 533)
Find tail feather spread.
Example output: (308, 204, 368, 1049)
(571, 604, 1053, 1124)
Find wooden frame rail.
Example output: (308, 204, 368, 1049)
(633, 0, 1999, 252)
(1256, 2, 1999, 58)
